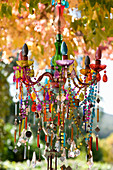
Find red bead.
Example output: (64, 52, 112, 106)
(45, 135, 47, 142)
(88, 73, 92, 81)
(37, 134, 40, 147)
(96, 73, 101, 82)
(96, 136, 98, 151)
(103, 74, 108, 82)
(31, 102, 36, 112)
(25, 117, 27, 130)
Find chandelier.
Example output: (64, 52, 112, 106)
(13, 0, 108, 169)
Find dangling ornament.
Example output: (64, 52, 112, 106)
(31, 102, 36, 112)
(96, 135, 98, 151)
(96, 73, 101, 82)
(31, 92, 36, 100)
(103, 70, 108, 82)
(32, 151, 36, 168)
(88, 72, 92, 81)
(27, 159, 31, 167)
(79, 92, 84, 101)
(45, 91, 49, 101)
(24, 144, 27, 159)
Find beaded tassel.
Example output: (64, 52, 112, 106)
(19, 120, 21, 136)
(97, 107, 99, 122)
(21, 119, 25, 132)
(14, 128, 16, 143)
(16, 79, 18, 89)
(43, 89, 46, 122)
(47, 134, 49, 144)
(58, 111, 60, 126)
(24, 144, 27, 159)
(96, 135, 98, 151)
(90, 137, 92, 151)
(37, 133, 40, 147)
(51, 103, 54, 120)
(25, 117, 27, 130)
(45, 135, 47, 142)
(62, 106, 65, 127)
(48, 80, 51, 114)
(63, 132, 66, 147)
(61, 132, 64, 148)
(97, 82, 100, 122)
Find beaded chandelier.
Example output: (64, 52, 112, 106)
(13, 0, 108, 169)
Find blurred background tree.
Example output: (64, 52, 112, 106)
(0, 0, 113, 168)
(0, 0, 113, 68)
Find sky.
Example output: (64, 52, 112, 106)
(99, 59, 113, 115)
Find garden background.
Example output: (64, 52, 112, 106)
(0, 0, 113, 169)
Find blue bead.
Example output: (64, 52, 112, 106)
(52, 0, 55, 5)
(61, 0, 65, 6)
(21, 98, 22, 104)
(51, 56, 54, 67)
(63, 133, 66, 147)
(45, 78, 48, 84)
(61, 41, 68, 55)
(65, 1, 69, 8)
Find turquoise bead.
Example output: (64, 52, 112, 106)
(45, 78, 48, 84)
(63, 133, 66, 147)
(85, 138, 87, 141)
(61, 0, 65, 6)
(52, 0, 55, 5)
(65, 1, 69, 8)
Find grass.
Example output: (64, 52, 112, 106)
(0, 159, 113, 170)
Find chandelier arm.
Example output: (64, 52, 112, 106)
(72, 78, 85, 89)
(37, 72, 54, 82)
(23, 68, 54, 86)
(74, 74, 97, 86)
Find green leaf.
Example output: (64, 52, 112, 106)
(89, 0, 96, 7)
(92, 28, 107, 47)
(89, 20, 98, 31)
(1, 4, 7, 17)
(18, 0, 27, 14)
(7, 6, 12, 17)
(40, 0, 51, 5)
(71, 20, 78, 31)
(29, 0, 39, 13)
(108, 29, 113, 37)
